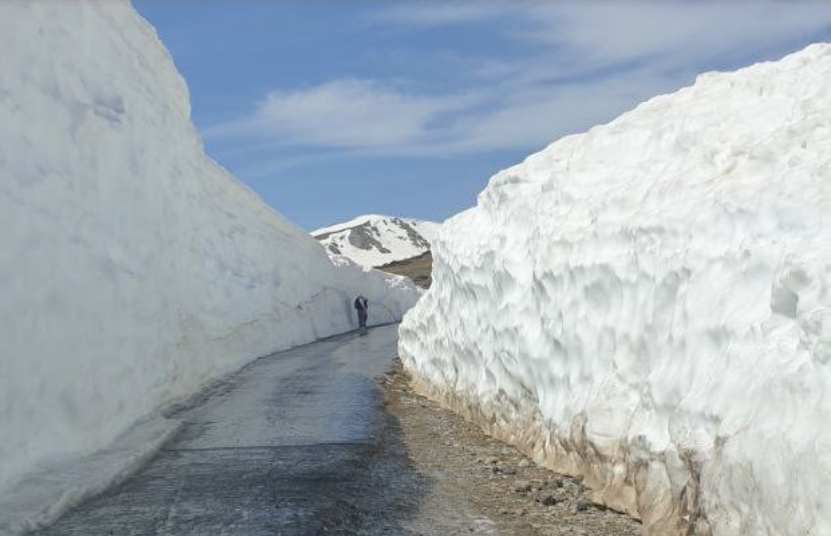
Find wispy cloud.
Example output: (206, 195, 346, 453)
(515, 1, 831, 67)
(366, 3, 516, 27)
(207, 1, 831, 159)
(209, 79, 483, 150)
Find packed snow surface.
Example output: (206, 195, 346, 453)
(0, 0, 420, 514)
(313, 215, 440, 268)
(400, 44, 831, 536)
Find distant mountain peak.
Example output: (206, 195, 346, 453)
(312, 215, 440, 268)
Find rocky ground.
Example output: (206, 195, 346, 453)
(380, 359, 641, 536)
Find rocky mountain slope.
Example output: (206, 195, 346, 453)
(313, 215, 440, 269)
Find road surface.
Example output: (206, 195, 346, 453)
(39, 324, 428, 535)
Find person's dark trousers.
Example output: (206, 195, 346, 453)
(358, 310, 367, 328)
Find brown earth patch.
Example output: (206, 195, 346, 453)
(380, 359, 642, 535)
(377, 251, 433, 289)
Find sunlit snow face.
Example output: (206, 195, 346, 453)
(399, 40, 831, 536)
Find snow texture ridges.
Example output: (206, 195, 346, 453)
(0, 0, 420, 506)
(400, 44, 831, 536)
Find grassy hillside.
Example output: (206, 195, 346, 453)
(377, 252, 433, 289)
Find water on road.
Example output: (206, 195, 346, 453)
(39, 325, 427, 535)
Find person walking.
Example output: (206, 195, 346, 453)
(354, 295, 368, 334)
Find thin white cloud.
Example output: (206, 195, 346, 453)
(516, 1, 831, 66)
(367, 3, 515, 26)
(444, 69, 679, 154)
(209, 78, 484, 150)
(209, 1, 831, 159)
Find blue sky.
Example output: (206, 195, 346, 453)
(134, 1, 831, 231)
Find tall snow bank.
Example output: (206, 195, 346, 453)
(0, 0, 419, 498)
(400, 44, 831, 536)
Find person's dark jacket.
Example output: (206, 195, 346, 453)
(354, 296, 368, 311)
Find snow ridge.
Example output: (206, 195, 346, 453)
(0, 0, 420, 517)
(313, 215, 440, 268)
(400, 43, 831, 536)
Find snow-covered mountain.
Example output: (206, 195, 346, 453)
(0, 2, 419, 530)
(400, 44, 831, 536)
(312, 215, 440, 268)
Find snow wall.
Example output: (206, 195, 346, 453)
(0, 0, 420, 497)
(400, 44, 831, 536)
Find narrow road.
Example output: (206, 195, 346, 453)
(39, 325, 428, 535)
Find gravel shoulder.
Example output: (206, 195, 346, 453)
(382, 359, 642, 536)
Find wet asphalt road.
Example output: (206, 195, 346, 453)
(39, 325, 427, 535)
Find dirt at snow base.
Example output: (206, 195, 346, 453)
(377, 251, 433, 289)
(379, 358, 642, 536)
